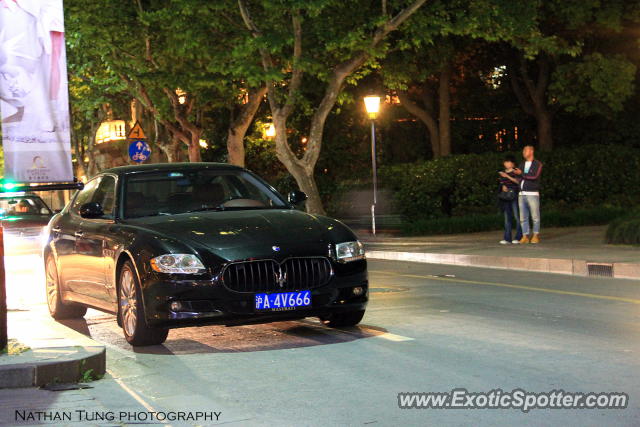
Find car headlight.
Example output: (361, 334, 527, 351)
(150, 254, 206, 274)
(335, 241, 365, 263)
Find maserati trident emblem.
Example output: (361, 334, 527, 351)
(274, 268, 287, 288)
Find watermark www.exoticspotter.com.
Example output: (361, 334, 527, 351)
(398, 389, 628, 412)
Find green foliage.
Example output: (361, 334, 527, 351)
(550, 54, 637, 116)
(382, 144, 640, 221)
(606, 208, 640, 245)
(403, 206, 627, 236)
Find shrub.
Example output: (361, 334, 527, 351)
(606, 208, 640, 245)
(381, 144, 640, 221)
(403, 206, 627, 236)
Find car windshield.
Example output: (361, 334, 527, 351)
(0, 196, 51, 217)
(124, 169, 288, 219)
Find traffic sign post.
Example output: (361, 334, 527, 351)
(129, 140, 151, 163)
(127, 122, 151, 164)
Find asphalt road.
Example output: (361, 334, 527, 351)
(4, 259, 640, 426)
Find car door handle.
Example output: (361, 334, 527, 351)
(74, 231, 84, 238)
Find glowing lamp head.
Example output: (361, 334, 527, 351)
(364, 95, 381, 120)
(265, 123, 276, 138)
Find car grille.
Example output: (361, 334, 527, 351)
(221, 257, 333, 293)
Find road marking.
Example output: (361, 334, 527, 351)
(109, 370, 159, 414)
(370, 270, 640, 305)
(377, 332, 415, 342)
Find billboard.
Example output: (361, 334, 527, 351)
(0, 0, 73, 182)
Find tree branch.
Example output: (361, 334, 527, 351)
(282, 10, 303, 117)
(397, 90, 438, 134)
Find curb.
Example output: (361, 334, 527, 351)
(2, 309, 107, 389)
(366, 250, 640, 280)
(0, 346, 105, 388)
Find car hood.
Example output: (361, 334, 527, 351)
(125, 209, 354, 261)
(0, 215, 51, 230)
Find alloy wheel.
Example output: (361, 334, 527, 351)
(45, 257, 58, 310)
(120, 268, 138, 337)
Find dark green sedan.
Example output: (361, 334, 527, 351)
(44, 163, 368, 346)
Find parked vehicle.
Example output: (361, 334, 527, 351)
(43, 163, 368, 346)
(0, 193, 53, 255)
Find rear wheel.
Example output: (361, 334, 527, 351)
(45, 255, 87, 319)
(320, 310, 365, 328)
(118, 260, 168, 346)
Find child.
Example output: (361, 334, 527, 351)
(497, 155, 522, 244)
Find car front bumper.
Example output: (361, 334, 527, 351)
(140, 263, 368, 328)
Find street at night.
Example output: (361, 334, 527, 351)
(2, 0, 640, 426)
(2, 257, 639, 425)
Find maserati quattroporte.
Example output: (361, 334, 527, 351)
(44, 163, 368, 346)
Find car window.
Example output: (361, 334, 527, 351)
(0, 196, 51, 216)
(124, 170, 287, 218)
(90, 176, 116, 218)
(71, 178, 101, 215)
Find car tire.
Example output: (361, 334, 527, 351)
(118, 260, 168, 346)
(320, 310, 365, 328)
(45, 255, 87, 320)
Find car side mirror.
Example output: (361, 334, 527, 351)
(80, 202, 104, 219)
(288, 191, 308, 206)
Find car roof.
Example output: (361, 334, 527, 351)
(101, 162, 244, 176)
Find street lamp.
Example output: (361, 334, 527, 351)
(264, 123, 276, 138)
(364, 95, 381, 235)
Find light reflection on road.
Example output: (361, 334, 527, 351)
(5, 254, 46, 310)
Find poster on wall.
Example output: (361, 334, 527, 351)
(0, 0, 73, 183)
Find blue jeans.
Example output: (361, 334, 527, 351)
(519, 194, 541, 235)
(501, 199, 523, 242)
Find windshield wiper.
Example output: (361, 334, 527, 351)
(185, 206, 226, 213)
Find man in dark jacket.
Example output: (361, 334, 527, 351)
(514, 145, 543, 244)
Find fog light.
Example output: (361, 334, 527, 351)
(352, 286, 364, 296)
(170, 301, 183, 312)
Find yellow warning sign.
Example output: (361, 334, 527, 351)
(127, 122, 146, 140)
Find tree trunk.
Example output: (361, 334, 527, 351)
(536, 108, 553, 151)
(226, 130, 245, 167)
(158, 135, 182, 162)
(438, 64, 452, 156)
(227, 86, 267, 167)
(510, 54, 554, 151)
(278, 154, 324, 214)
(187, 138, 201, 162)
(397, 89, 440, 158)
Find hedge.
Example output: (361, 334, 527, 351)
(403, 206, 627, 236)
(606, 207, 640, 245)
(381, 144, 640, 221)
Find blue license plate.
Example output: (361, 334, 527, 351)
(255, 290, 311, 311)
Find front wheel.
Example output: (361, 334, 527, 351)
(320, 310, 365, 328)
(45, 255, 87, 320)
(118, 260, 168, 346)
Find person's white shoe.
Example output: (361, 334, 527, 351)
(512, 240, 520, 244)
(499, 240, 510, 245)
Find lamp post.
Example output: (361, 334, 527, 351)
(364, 95, 381, 235)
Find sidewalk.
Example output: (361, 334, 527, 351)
(0, 305, 105, 388)
(360, 226, 640, 279)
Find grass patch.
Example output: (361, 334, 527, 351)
(1, 339, 30, 356)
(402, 206, 627, 236)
